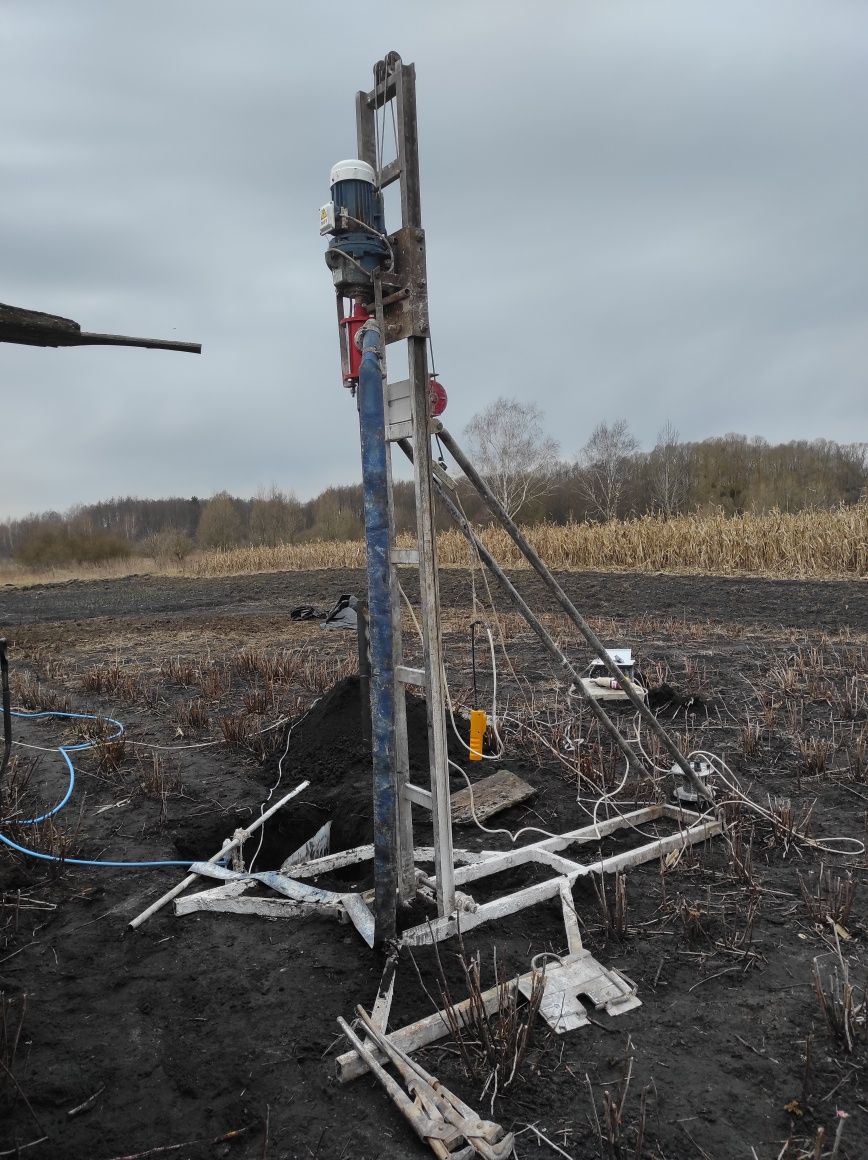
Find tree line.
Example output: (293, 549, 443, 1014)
(2, 405, 865, 567)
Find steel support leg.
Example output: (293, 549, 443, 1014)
(436, 427, 713, 805)
(396, 441, 648, 782)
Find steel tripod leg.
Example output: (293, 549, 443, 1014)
(436, 426, 713, 806)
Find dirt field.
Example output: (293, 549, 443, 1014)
(1, 569, 866, 1159)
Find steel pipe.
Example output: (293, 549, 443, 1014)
(358, 323, 398, 943)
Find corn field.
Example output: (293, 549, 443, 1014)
(190, 503, 868, 580)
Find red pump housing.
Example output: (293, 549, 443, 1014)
(339, 303, 370, 385)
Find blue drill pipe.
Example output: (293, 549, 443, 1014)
(0, 639, 10, 782)
(357, 322, 397, 944)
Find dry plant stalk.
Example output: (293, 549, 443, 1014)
(137, 753, 182, 801)
(799, 865, 856, 929)
(763, 796, 815, 856)
(4, 812, 82, 877)
(0, 755, 38, 822)
(723, 814, 758, 891)
(81, 660, 141, 701)
(94, 738, 126, 776)
(718, 896, 760, 954)
(199, 663, 231, 699)
(185, 502, 868, 581)
(585, 1035, 651, 1160)
(10, 672, 70, 713)
(593, 872, 629, 943)
(676, 894, 711, 946)
(219, 712, 249, 747)
(739, 719, 763, 760)
(430, 937, 545, 1104)
(797, 735, 833, 778)
(812, 937, 867, 1054)
(176, 698, 210, 731)
(160, 656, 197, 687)
(242, 685, 271, 715)
(1, 990, 27, 1092)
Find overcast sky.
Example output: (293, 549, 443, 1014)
(2, 1, 866, 520)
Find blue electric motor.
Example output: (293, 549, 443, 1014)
(322, 159, 390, 297)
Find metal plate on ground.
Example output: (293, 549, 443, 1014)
(518, 952, 641, 1034)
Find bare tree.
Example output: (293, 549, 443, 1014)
(648, 420, 689, 516)
(197, 491, 243, 549)
(579, 419, 639, 521)
(146, 528, 193, 564)
(463, 397, 560, 519)
(250, 486, 303, 546)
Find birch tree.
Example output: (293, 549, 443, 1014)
(463, 398, 560, 519)
(648, 421, 689, 516)
(578, 419, 639, 521)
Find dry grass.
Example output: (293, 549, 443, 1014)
(186, 504, 867, 580)
(0, 554, 162, 587)
(812, 940, 867, 1054)
(2, 504, 865, 587)
(427, 941, 547, 1105)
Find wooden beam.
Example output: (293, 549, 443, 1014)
(449, 769, 536, 826)
(404, 782, 433, 809)
(559, 879, 583, 956)
(0, 302, 200, 353)
(175, 895, 338, 920)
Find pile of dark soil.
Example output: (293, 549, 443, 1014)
(192, 677, 470, 868)
(646, 680, 706, 714)
(269, 677, 431, 848)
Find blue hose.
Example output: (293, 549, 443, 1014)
(0, 829, 193, 867)
(7, 709, 124, 824)
(2, 708, 195, 868)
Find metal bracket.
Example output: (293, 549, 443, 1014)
(384, 378, 413, 440)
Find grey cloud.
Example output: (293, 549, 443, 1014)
(1, 0, 866, 519)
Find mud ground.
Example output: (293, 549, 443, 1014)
(2, 567, 865, 633)
(1, 569, 866, 1159)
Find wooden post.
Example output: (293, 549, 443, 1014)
(392, 60, 455, 915)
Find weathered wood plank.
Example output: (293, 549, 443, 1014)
(450, 769, 536, 826)
(176, 895, 337, 919)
